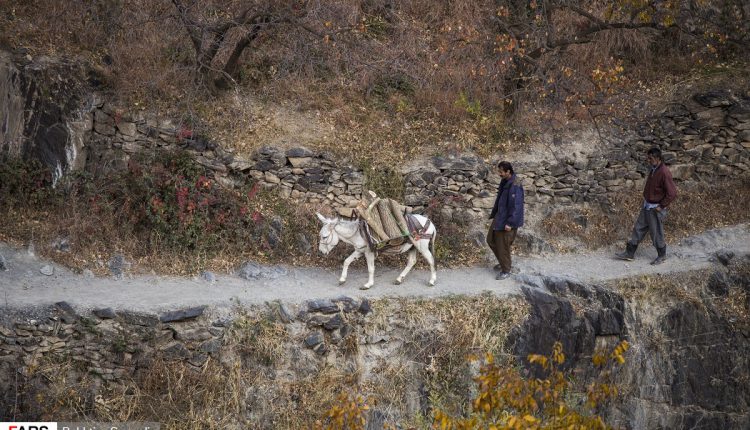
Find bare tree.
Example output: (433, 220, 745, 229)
(170, 0, 305, 94)
(490, 0, 749, 114)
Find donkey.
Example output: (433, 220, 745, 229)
(316, 212, 437, 290)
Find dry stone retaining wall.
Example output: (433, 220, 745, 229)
(77, 90, 750, 225)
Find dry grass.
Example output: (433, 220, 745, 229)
(364, 295, 529, 423)
(5, 0, 742, 171)
(608, 263, 748, 322)
(12, 295, 530, 428)
(539, 205, 621, 251)
(609, 272, 707, 304)
(226, 307, 289, 366)
(539, 178, 750, 252)
(18, 354, 248, 429)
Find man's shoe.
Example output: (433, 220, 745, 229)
(651, 255, 666, 265)
(496, 272, 510, 280)
(616, 243, 637, 261)
(615, 251, 635, 261)
(493, 264, 503, 271)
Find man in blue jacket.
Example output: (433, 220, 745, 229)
(487, 161, 524, 280)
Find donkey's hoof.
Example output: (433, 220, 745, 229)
(428, 280, 436, 287)
(338, 279, 346, 285)
(394, 279, 402, 285)
(360, 284, 372, 290)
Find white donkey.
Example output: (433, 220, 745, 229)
(316, 212, 437, 290)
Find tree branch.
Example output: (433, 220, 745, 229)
(171, 0, 201, 54)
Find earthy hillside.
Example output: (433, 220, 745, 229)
(1, 1, 750, 429)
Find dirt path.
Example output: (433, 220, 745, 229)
(1, 224, 748, 313)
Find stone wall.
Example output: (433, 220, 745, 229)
(76, 89, 750, 227)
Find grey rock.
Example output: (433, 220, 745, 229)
(116, 121, 137, 136)
(108, 254, 130, 279)
(334, 296, 359, 313)
(161, 342, 190, 360)
(55, 301, 78, 322)
(304, 332, 324, 348)
(693, 90, 733, 108)
(340, 324, 354, 339)
(266, 227, 281, 249)
(515, 274, 546, 290)
(592, 309, 624, 336)
(93, 308, 117, 319)
(715, 250, 735, 266)
(367, 334, 390, 343)
(0, 253, 7, 271)
(188, 352, 209, 367)
(307, 315, 328, 327)
(706, 271, 731, 296)
(159, 306, 206, 323)
(286, 146, 315, 158)
(201, 271, 216, 283)
(54, 238, 71, 252)
(542, 276, 570, 295)
(313, 342, 328, 355)
(238, 261, 288, 280)
(254, 160, 275, 172)
(119, 311, 159, 327)
(40, 265, 54, 276)
(342, 171, 364, 185)
(277, 303, 294, 323)
(296, 233, 312, 254)
(200, 338, 223, 353)
(359, 299, 372, 315)
(323, 314, 344, 330)
(307, 299, 339, 314)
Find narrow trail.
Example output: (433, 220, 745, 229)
(1, 224, 747, 313)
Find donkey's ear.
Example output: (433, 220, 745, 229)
(316, 212, 328, 223)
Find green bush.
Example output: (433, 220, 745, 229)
(0, 158, 54, 208)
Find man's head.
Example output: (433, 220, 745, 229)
(646, 147, 662, 167)
(497, 161, 513, 179)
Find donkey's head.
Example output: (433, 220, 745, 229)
(316, 213, 340, 255)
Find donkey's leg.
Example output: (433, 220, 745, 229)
(395, 248, 418, 285)
(416, 239, 437, 286)
(360, 250, 376, 290)
(340, 250, 363, 284)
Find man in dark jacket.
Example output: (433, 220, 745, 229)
(487, 161, 524, 280)
(616, 147, 677, 265)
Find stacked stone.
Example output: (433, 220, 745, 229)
(0, 303, 223, 387)
(238, 146, 363, 207)
(636, 90, 750, 179)
(79, 89, 750, 226)
(404, 154, 492, 223)
(301, 297, 371, 355)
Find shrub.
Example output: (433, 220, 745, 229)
(0, 158, 54, 208)
(0, 152, 325, 274)
(316, 340, 630, 429)
(434, 340, 630, 429)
